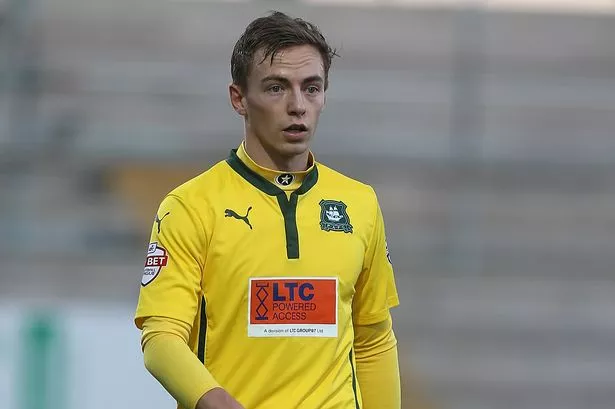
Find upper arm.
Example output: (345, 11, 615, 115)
(352, 188, 400, 326)
(135, 194, 207, 329)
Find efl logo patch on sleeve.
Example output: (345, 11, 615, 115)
(141, 242, 168, 286)
(248, 277, 338, 338)
(385, 239, 392, 265)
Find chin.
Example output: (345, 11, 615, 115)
(279, 140, 310, 156)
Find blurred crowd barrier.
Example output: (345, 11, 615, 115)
(1, 1, 614, 409)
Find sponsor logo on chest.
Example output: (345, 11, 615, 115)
(248, 277, 338, 338)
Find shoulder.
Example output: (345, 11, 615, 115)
(165, 158, 232, 204)
(316, 162, 378, 206)
(151, 159, 233, 225)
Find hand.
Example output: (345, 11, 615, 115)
(196, 387, 245, 409)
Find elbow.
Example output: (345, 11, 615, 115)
(354, 315, 398, 360)
(142, 338, 156, 375)
(355, 328, 398, 360)
(142, 333, 169, 377)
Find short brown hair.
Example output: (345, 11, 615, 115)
(231, 11, 338, 91)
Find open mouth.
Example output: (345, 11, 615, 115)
(283, 124, 308, 134)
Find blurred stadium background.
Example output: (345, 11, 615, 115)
(1, 0, 615, 408)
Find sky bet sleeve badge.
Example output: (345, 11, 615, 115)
(142, 242, 168, 286)
(319, 200, 353, 233)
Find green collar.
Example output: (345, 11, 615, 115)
(226, 149, 318, 197)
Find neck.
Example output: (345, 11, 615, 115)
(244, 137, 309, 172)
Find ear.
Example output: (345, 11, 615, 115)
(229, 83, 247, 116)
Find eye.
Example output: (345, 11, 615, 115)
(306, 85, 320, 94)
(268, 85, 283, 93)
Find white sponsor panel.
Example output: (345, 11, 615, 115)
(248, 323, 338, 338)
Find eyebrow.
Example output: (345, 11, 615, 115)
(261, 75, 324, 86)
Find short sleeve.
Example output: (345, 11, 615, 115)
(134, 194, 206, 329)
(352, 189, 400, 326)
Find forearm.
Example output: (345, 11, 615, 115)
(356, 342, 401, 409)
(142, 318, 221, 409)
(144, 332, 221, 409)
(354, 316, 401, 409)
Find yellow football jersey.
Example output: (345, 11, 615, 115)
(135, 144, 399, 409)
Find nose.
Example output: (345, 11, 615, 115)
(287, 90, 306, 117)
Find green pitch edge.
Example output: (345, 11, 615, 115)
(19, 310, 66, 409)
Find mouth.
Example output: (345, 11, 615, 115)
(282, 124, 309, 139)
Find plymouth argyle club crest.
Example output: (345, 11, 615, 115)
(319, 200, 353, 233)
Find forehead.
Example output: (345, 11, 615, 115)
(250, 45, 325, 81)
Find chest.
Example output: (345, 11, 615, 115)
(203, 191, 368, 297)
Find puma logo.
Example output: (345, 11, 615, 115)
(225, 206, 253, 230)
(155, 212, 170, 234)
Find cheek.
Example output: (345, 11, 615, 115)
(310, 97, 326, 114)
(251, 99, 283, 118)
(247, 100, 282, 129)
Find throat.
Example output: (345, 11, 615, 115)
(243, 138, 309, 172)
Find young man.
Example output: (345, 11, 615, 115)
(135, 11, 400, 409)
